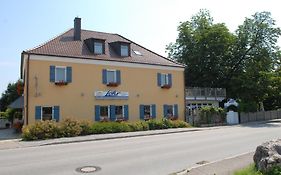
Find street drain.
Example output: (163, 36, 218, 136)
(196, 160, 209, 165)
(76, 166, 101, 173)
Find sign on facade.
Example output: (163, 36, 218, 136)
(95, 90, 129, 100)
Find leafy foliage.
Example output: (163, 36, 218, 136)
(167, 9, 281, 112)
(0, 80, 23, 111)
(199, 106, 226, 124)
(21, 118, 191, 141)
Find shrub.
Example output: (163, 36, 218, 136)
(60, 118, 82, 137)
(79, 121, 93, 135)
(170, 120, 190, 128)
(128, 121, 149, 131)
(147, 119, 165, 130)
(22, 121, 61, 141)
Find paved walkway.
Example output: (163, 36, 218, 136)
(177, 152, 254, 175)
(0, 126, 222, 150)
(0, 128, 20, 140)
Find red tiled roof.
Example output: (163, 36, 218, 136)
(25, 29, 185, 68)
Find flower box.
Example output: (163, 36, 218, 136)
(107, 82, 119, 87)
(161, 84, 171, 89)
(55, 81, 68, 86)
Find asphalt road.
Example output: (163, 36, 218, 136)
(1, 122, 281, 175)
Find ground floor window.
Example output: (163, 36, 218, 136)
(164, 104, 178, 119)
(100, 106, 109, 121)
(144, 105, 151, 119)
(95, 105, 128, 121)
(42, 107, 53, 121)
(115, 106, 124, 120)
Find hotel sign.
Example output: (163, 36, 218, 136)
(95, 90, 129, 100)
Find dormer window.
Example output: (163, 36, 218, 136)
(84, 38, 105, 55)
(121, 44, 129, 57)
(94, 41, 104, 55)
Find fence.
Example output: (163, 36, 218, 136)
(240, 110, 281, 123)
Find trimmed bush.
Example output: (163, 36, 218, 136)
(22, 120, 61, 141)
(79, 121, 93, 135)
(22, 118, 191, 141)
(60, 118, 82, 137)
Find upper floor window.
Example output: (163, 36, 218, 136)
(157, 73, 172, 88)
(107, 70, 116, 84)
(50, 65, 72, 85)
(94, 41, 104, 55)
(55, 67, 66, 82)
(102, 69, 121, 86)
(121, 44, 129, 57)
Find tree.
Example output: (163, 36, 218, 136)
(167, 10, 281, 111)
(0, 80, 23, 111)
(167, 9, 235, 87)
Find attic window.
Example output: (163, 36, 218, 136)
(133, 50, 142, 56)
(120, 45, 129, 57)
(94, 41, 104, 55)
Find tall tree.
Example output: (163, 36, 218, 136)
(0, 80, 23, 111)
(167, 10, 281, 112)
(167, 9, 235, 87)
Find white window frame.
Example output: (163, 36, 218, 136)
(143, 105, 152, 118)
(166, 105, 174, 117)
(55, 66, 67, 83)
(41, 106, 54, 121)
(161, 73, 169, 86)
(120, 45, 129, 57)
(114, 105, 124, 120)
(94, 42, 103, 55)
(106, 69, 117, 84)
(99, 105, 110, 120)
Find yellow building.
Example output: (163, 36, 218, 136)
(21, 18, 185, 125)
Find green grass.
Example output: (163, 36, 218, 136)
(234, 164, 262, 175)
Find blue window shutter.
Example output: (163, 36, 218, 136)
(157, 73, 161, 86)
(139, 105, 144, 120)
(53, 106, 60, 122)
(116, 70, 121, 84)
(174, 104, 178, 117)
(50, 66, 55, 82)
(110, 105, 116, 121)
(124, 105, 129, 121)
(152, 104, 156, 119)
(66, 67, 72, 83)
(95, 105, 100, 121)
(168, 74, 172, 87)
(163, 105, 167, 118)
(35, 106, 41, 120)
(102, 69, 107, 84)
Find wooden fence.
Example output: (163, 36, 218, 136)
(240, 110, 281, 123)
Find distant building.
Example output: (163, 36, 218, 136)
(20, 18, 185, 125)
(186, 87, 226, 115)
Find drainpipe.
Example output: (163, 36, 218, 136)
(26, 54, 30, 125)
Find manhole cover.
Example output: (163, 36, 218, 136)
(196, 160, 209, 165)
(76, 166, 101, 173)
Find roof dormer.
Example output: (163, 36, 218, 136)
(110, 41, 131, 57)
(84, 38, 106, 55)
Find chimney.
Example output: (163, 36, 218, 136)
(74, 17, 81, 40)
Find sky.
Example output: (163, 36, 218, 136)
(0, 0, 280, 94)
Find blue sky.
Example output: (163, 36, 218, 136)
(0, 0, 280, 94)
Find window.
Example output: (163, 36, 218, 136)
(115, 106, 123, 120)
(133, 50, 142, 56)
(161, 74, 169, 86)
(100, 106, 109, 120)
(121, 45, 129, 57)
(94, 42, 104, 54)
(42, 107, 53, 121)
(55, 67, 66, 82)
(166, 105, 173, 117)
(107, 70, 116, 84)
(144, 105, 151, 118)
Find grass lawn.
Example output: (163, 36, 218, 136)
(233, 164, 262, 175)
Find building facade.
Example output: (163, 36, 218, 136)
(21, 18, 185, 125)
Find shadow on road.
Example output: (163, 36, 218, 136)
(239, 121, 281, 128)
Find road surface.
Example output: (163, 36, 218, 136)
(1, 122, 281, 175)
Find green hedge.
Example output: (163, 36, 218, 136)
(22, 118, 190, 141)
